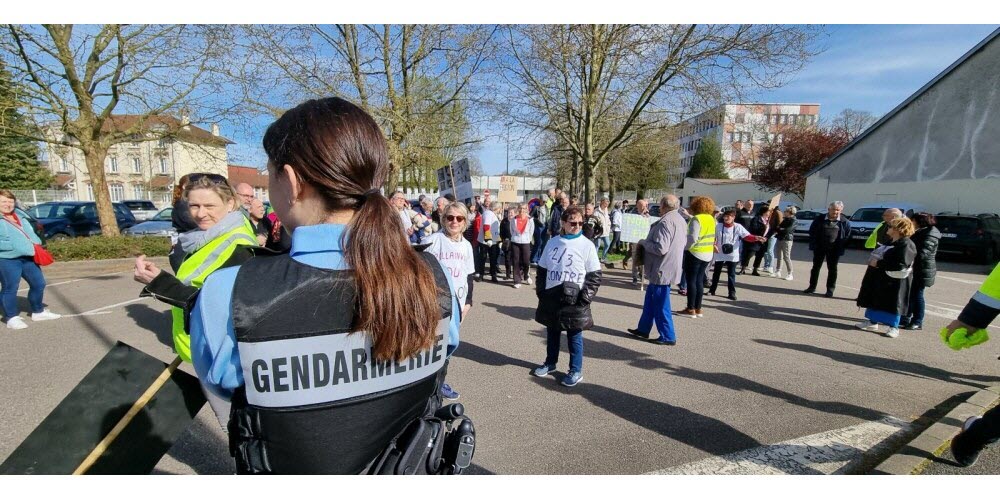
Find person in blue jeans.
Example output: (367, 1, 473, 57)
(627, 195, 687, 344)
(531, 206, 602, 387)
(1, 190, 61, 330)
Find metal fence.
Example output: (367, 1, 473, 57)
(11, 190, 77, 206)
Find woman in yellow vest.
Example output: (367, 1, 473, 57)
(679, 196, 716, 318)
(132, 173, 258, 362)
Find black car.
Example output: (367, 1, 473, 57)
(27, 201, 137, 239)
(626, 204, 661, 217)
(935, 214, 1000, 264)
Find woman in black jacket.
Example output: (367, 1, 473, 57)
(855, 217, 918, 339)
(531, 206, 602, 388)
(901, 212, 940, 330)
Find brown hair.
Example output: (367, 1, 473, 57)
(561, 205, 584, 222)
(173, 174, 192, 204)
(689, 196, 715, 216)
(888, 216, 916, 238)
(770, 208, 783, 226)
(263, 97, 439, 362)
(0, 189, 16, 202)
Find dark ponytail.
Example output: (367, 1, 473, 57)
(263, 98, 440, 362)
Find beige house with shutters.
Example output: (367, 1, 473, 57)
(42, 114, 233, 207)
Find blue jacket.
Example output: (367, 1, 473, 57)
(807, 215, 852, 256)
(0, 211, 42, 259)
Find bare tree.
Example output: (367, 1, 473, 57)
(1, 24, 235, 236)
(238, 25, 497, 191)
(830, 108, 877, 140)
(496, 24, 819, 203)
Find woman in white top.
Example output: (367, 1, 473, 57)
(709, 209, 765, 300)
(509, 203, 535, 288)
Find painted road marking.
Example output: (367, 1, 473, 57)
(647, 416, 910, 475)
(18, 271, 125, 293)
(937, 275, 984, 286)
(60, 297, 148, 318)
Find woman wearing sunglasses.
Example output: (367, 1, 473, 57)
(532, 206, 602, 388)
(188, 97, 460, 474)
(133, 173, 258, 366)
(422, 201, 475, 401)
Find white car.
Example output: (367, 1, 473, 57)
(848, 203, 926, 244)
(793, 209, 824, 240)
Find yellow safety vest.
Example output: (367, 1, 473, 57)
(972, 262, 1000, 313)
(688, 213, 717, 259)
(171, 217, 258, 362)
(865, 221, 884, 249)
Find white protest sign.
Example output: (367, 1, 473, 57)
(767, 193, 782, 212)
(620, 214, 652, 243)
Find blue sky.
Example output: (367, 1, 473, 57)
(223, 25, 1000, 174)
(473, 24, 999, 176)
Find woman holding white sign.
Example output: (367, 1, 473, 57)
(531, 206, 602, 388)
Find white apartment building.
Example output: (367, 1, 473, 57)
(42, 114, 232, 206)
(676, 103, 821, 184)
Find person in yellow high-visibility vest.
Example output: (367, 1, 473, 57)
(133, 173, 259, 362)
(679, 196, 716, 318)
(946, 262, 1000, 467)
(864, 208, 902, 249)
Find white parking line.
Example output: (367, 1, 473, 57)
(60, 297, 148, 318)
(937, 275, 984, 286)
(647, 416, 910, 475)
(18, 271, 126, 293)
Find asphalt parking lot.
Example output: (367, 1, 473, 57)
(1, 246, 997, 474)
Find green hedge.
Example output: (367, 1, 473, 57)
(47, 236, 172, 261)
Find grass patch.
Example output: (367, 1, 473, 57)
(47, 236, 172, 262)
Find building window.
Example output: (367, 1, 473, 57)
(734, 114, 745, 124)
(132, 158, 141, 174)
(133, 184, 144, 199)
(255, 187, 265, 199)
(87, 184, 94, 201)
(110, 183, 124, 202)
(107, 157, 118, 173)
(59, 156, 69, 173)
(159, 157, 168, 174)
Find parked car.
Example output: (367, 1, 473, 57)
(793, 209, 824, 240)
(26, 201, 137, 239)
(121, 200, 160, 222)
(934, 214, 1000, 264)
(626, 204, 661, 217)
(123, 208, 176, 239)
(848, 202, 926, 246)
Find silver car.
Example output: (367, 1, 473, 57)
(123, 208, 176, 238)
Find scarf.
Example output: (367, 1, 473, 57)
(516, 215, 528, 235)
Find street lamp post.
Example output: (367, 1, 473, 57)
(505, 122, 512, 175)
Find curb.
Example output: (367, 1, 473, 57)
(872, 386, 1000, 475)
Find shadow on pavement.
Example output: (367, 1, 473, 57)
(453, 339, 537, 370)
(527, 375, 762, 456)
(125, 303, 173, 349)
(712, 302, 855, 331)
(480, 301, 535, 321)
(755, 339, 1000, 388)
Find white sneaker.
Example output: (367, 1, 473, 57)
(6, 317, 27, 330)
(513, 284, 521, 289)
(768, 270, 776, 277)
(784, 274, 794, 281)
(31, 310, 61, 321)
(527, 277, 533, 285)
(884, 327, 900, 338)
(855, 320, 880, 332)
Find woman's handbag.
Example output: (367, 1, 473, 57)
(4, 218, 54, 266)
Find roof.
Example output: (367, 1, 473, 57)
(686, 178, 756, 185)
(227, 165, 268, 189)
(53, 174, 73, 187)
(806, 27, 1000, 179)
(102, 115, 234, 147)
(149, 176, 173, 189)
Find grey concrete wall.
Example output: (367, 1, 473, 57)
(811, 35, 1000, 184)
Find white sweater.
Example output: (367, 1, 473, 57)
(510, 217, 535, 244)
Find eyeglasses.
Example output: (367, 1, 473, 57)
(565, 221, 583, 227)
(187, 173, 228, 185)
(446, 215, 466, 222)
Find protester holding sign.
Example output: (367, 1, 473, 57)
(532, 206, 602, 388)
(1, 189, 61, 330)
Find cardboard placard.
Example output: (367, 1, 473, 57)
(620, 214, 652, 243)
(767, 194, 782, 212)
(498, 176, 519, 202)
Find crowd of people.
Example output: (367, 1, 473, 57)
(1, 95, 994, 474)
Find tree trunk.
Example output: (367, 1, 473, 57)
(82, 145, 121, 237)
(570, 156, 579, 199)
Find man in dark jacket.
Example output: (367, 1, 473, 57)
(549, 194, 568, 238)
(532, 206, 602, 388)
(805, 201, 852, 298)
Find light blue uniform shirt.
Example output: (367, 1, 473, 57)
(189, 223, 461, 399)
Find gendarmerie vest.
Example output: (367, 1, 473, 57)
(228, 251, 453, 474)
